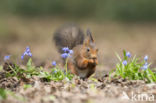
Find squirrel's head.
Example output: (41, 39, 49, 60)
(83, 29, 98, 60)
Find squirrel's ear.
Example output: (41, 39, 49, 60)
(83, 29, 94, 46)
(83, 37, 90, 46)
(86, 29, 94, 43)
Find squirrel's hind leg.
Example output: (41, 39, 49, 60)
(67, 61, 78, 75)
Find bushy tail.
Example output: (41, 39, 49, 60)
(53, 23, 84, 53)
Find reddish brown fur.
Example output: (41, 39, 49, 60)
(67, 34, 98, 78)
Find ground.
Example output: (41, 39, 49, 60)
(0, 72, 156, 103)
(0, 16, 156, 103)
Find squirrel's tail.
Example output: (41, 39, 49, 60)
(53, 23, 84, 54)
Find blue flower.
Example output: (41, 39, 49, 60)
(28, 52, 32, 57)
(21, 55, 24, 60)
(52, 69, 57, 74)
(141, 63, 148, 70)
(122, 60, 127, 65)
(61, 47, 74, 59)
(26, 46, 30, 52)
(144, 55, 148, 61)
(53, 70, 57, 73)
(126, 52, 131, 58)
(4, 55, 11, 61)
(62, 47, 69, 52)
(69, 50, 73, 54)
(21, 46, 32, 60)
(61, 53, 69, 59)
(52, 61, 56, 66)
(145, 62, 148, 65)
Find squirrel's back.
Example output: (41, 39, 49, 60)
(53, 24, 84, 53)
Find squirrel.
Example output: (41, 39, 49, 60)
(53, 24, 98, 79)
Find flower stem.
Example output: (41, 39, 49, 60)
(65, 58, 68, 75)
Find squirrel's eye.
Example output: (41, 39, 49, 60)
(87, 48, 90, 52)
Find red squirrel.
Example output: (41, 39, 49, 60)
(53, 24, 98, 79)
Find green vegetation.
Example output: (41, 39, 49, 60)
(6, 58, 40, 79)
(0, 88, 26, 101)
(0, 0, 156, 21)
(0, 88, 8, 100)
(3, 46, 74, 82)
(40, 67, 73, 82)
(4, 50, 156, 84)
(113, 50, 156, 83)
(2, 47, 156, 84)
(5, 58, 73, 82)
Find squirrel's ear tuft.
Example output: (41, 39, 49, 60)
(86, 29, 94, 43)
(83, 29, 94, 46)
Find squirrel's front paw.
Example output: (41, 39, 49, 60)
(89, 59, 98, 65)
(83, 59, 89, 67)
(88, 59, 94, 64)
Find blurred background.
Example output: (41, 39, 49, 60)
(0, 0, 156, 71)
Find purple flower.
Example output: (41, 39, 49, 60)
(122, 60, 127, 65)
(144, 55, 148, 61)
(28, 52, 32, 57)
(62, 47, 69, 52)
(4, 55, 11, 61)
(21, 55, 24, 60)
(126, 52, 131, 58)
(52, 61, 56, 66)
(53, 70, 57, 73)
(21, 46, 32, 60)
(61, 53, 69, 59)
(61, 47, 74, 59)
(141, 63, 148, 70)
(69, 50, 73, 54)
(145, 62, 148, 65)
(26, 46, 30, 52)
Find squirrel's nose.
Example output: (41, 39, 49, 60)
(91, 55, 97, 59)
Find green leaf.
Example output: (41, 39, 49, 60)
(0, 88, 7, 100)
(115, 52, 122, 62)
(23, 84, 32, 90)
(27, 58, 32, 68)
(123, 50, 127, 60)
